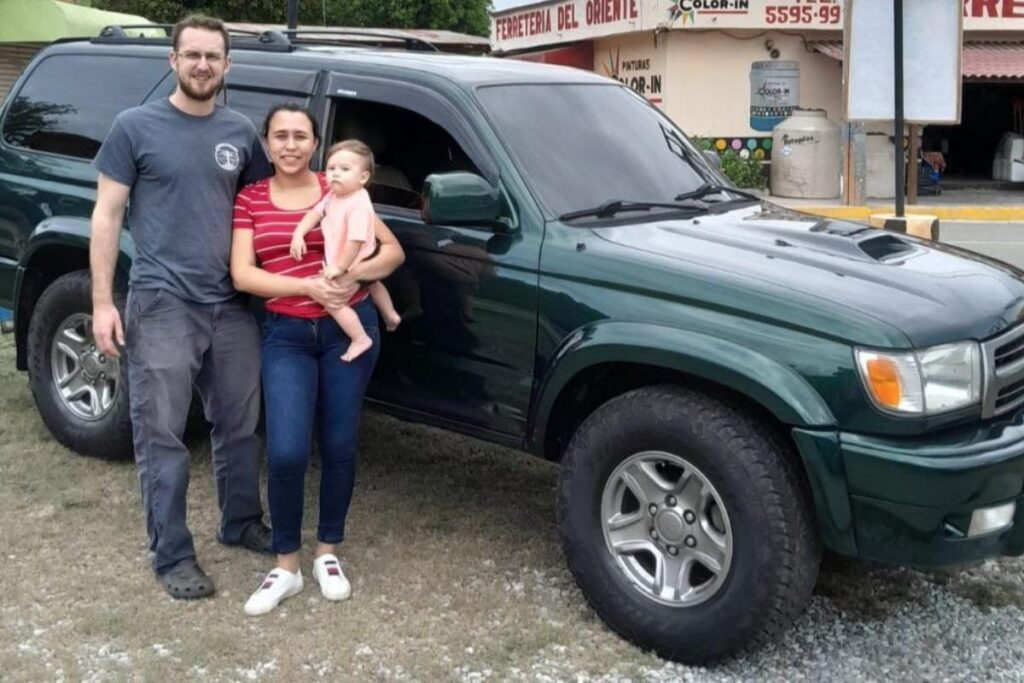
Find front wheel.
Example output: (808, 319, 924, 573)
(26, 270, 133, 460)
(558, 385, 820, 663)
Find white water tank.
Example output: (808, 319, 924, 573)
(770, 109, 841, 199)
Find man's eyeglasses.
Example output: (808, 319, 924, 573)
(176, 51, 224, 66)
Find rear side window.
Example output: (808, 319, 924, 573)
(2, 54, 167, 160)
(225, 89, 308, 130)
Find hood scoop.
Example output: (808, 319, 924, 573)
(665, 217, 916, 265)
(857, 233, 916, 262)
(771, 230, 918, 264)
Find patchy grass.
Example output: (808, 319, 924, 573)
(2, 335, 1024, 681)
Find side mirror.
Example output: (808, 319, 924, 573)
(702, 149, 722, 170)
(421, 172, 503, 228)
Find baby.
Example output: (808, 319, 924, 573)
(290, 139, 401, 362)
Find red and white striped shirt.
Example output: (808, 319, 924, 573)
(232, 173, 368, 318)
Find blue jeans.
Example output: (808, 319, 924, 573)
(261, 299, 380, 555)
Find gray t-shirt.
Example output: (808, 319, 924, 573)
(94, 98, 272, 303)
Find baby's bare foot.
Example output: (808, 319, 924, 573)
(384, 311, 401, 332)
(340, 336, 373, 362)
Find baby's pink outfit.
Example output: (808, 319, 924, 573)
(315, 187, 377, 269)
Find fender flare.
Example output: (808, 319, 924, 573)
(12, 217, 134, 369)
(529, 321, 836, 452)
(19, 216, 134, 272)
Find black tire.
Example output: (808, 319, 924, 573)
(26, 270, 133, 460)
(558, 385, 821, 664)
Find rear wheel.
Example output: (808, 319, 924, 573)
(26, 270, 133, 460)
(558, 385, 820, 663)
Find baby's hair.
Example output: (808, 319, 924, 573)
(326, 139, 375, 181)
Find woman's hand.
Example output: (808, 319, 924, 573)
(304, 276, 357, 310)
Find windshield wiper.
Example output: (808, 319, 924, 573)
(674, 183, 762, 203)
(559, 199, 701, 222)
(561, 200, 704, 222)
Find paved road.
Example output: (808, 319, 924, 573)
(942, 221, 1024, 269)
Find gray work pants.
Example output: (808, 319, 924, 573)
(125, 288, 263, 574)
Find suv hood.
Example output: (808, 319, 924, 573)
(593, 203, 1024, 348)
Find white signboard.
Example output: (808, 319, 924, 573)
(845, 0, 962, 124)
(964, 0, 1024, 29)
(595, 39, 665, 104)
(491, 0, 1022, 53)
(662, 0, 1024, 31)
(666, 0, 842, 29)
(491, 0, 645, 52)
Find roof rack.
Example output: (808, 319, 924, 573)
(98, 24, 171, 39)
(93, 25, 440, 53)
(278, 29, 440, 52)
(94, 25, 293, 51)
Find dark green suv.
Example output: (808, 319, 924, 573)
(3, 29, 1024, 663)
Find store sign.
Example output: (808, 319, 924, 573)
(492, 0, 1024, 53)
(491, 0, 643, 51)
(963, 0, 1024, 28)
(666, 0, 1024, 30)
(600, 47, 664, 103)
(665, 0, 842, 29)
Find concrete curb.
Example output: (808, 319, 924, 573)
(868, 213, 940, 241)
(784, 205, 1024, 222)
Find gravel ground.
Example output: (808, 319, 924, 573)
(2, 334, 1024, 681)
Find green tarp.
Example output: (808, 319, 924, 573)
(0, 0, 153, 43)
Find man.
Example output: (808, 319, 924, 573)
(91, 15, 272, 599)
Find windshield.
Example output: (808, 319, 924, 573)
(476, 83, 723, 219)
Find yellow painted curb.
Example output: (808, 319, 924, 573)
(868, 213, 939, 240)
(789, 205, 1024, 222)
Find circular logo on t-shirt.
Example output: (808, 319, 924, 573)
(214, 143, 240, 171)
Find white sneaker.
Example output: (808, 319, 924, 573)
(244, 567, 304, 616)
(312, 554, 351, 601)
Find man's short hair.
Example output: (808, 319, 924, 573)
(172, 14, 230, 56)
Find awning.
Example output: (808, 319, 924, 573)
(0, 0, 152, 43)
(808, 40, 1024, 80)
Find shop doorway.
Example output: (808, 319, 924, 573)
(924, 82, 1024, 182)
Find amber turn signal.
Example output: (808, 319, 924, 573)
(865, 358, 902, 408)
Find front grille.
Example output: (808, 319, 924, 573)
(995, 334, 1024, 369)
(997, 377, 1024, 411)
(982, 323, 1024, 418)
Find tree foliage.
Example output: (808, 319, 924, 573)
(93, 0, 491, 36)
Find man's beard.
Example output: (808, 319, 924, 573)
(177, 73, 221, 102)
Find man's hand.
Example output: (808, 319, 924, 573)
(92, 302, 124, 358)
(289, 233, 307, 261)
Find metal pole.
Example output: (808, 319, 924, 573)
(894, 0, 905, 217)
(287, 0, 299, 40)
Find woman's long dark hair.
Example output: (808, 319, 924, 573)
(262, 103, 321, 142)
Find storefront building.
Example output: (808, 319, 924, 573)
(491, 0, 1024, 181)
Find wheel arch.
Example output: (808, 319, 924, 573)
(14, 218, 132, 370)
(529, 321, 836, 462)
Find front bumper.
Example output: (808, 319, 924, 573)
(793, 411, 1024, 567)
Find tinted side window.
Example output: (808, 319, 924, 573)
(225, 88, 308, 130)
(2, 54, 167, 159)
(330, 98, 483, 210)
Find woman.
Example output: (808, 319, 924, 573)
(230, 104, 405, 615)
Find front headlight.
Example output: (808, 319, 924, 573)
(855, 341, 981, 415)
